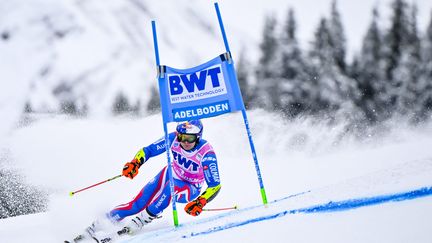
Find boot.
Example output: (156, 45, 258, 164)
(121, 208, 161, 235)
(67, 216, 116, 243)
(85, 216, 114, 235)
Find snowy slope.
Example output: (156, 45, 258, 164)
(1, 111, 432, 242)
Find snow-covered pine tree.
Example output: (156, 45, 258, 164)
(357, 7, 387, 122)
(279, 8, 311, 118)
(235, 48, 253, 109)
(383, 0, 410, 112)
(308, 17, 358, 118)
(112, 92, 131, 115)
(308, 18, 334, 113)
(393, 3, 422, 121)
(254, 15, 282, 111)
(53, 82, 78, 115)
(329, 0, 347, 73)
(348, 55, 361, 82)
(418, 10, 432, 119)
(146, 85, 161, 114)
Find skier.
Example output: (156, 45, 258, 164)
(69, 119, 221, 242)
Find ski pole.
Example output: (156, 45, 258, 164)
(69, 174, 122, 196)
(203, 205, 238, 212)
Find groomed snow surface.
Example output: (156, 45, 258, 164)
(1, 110, 432, 243)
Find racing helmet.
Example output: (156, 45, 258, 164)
(176, 120, 203, 143)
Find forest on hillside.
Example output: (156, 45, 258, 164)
(233, 0, 432, 125)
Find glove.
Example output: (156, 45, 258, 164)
(122, 158, 140, 179)
(184, 196, 207, 216)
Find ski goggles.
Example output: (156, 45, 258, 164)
(177, 133, 198, 143)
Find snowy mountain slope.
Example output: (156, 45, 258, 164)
(0, 0, 226, 115)
(1, 111, 432, 242)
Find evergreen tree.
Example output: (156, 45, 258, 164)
(384, 0, 410, 81)
(60, 100, 77, 115)
(357, 7, 387, 122)
(146, 85, 160, 114)
(308, 18, 334, 112)
(380, 0, 411, 118)
(393, 3, 422, 121)
(24, 101, 32, 113)
(53, 82, 80, 115)
(419, 10, 432, 119)
(254, 15, 281, 110)
(257, 15, 280, 79)
(236, 49, 253, 109)
(279, 8, 311, 117)
(349, 55, 361, 82)
(112, 92, 131, 115)
(308, 18, 358, 117)
(130, 99, 142, 116)
(329, 0, 347, 72)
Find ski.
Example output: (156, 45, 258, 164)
(65, 234, 113, 243)
(65, 226, 132, 243)
(93, 236, 114, 243)
(64, 234, 85, 243)
(90, 227, 130, 243)
(65, 227, 96, 243)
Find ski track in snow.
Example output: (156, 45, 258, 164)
(180, 187, 432, 239)
(118, 158, 432, 242)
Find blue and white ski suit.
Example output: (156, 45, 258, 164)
(109, 132, 221, 221)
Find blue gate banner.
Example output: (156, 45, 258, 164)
(158, 53, 245, 122)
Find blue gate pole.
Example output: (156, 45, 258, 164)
(214, 2, 268, 205)
(151, 20, 180, 226)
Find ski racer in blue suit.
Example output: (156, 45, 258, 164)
(82, 119, 221, 240)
